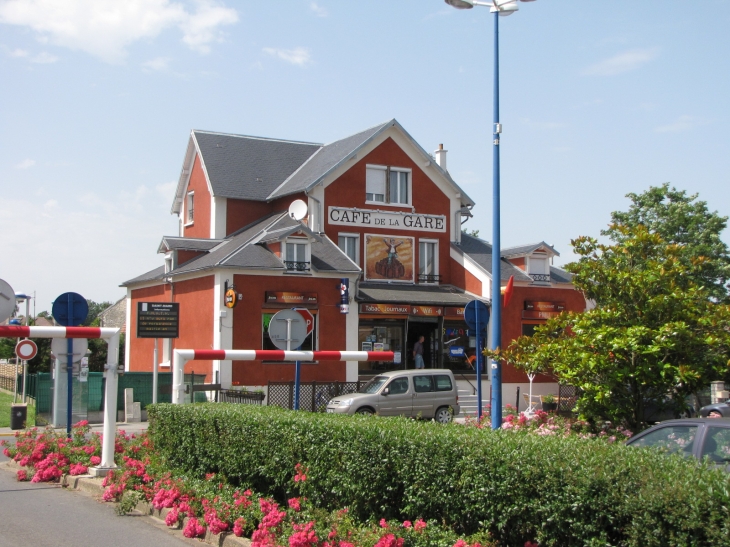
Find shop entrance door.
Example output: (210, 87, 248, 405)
(406, 320, 440, 369)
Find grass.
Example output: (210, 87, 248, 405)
(0, 388, 36, 428)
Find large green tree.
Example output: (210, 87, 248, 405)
(604, 183, 730, 302)
(492, 225, 730, 430)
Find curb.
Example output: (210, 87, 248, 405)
(0, 461, 250, 547)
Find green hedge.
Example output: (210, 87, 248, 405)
(147, 404, 730, 547)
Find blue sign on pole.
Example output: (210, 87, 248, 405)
(53, 293, 88, 437)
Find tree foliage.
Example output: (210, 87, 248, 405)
(492, 223, 730, 430)
(604, 183, 730, 301)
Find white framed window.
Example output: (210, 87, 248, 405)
(284, 238, 310, 272)
(419, 239, 439, 283)
(338, 233, 360, 265)
(366, 165, 410, 206)
(527, 255, 550, 283)
(185, 191, 195, 224)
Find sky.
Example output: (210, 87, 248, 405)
(1, 0, 729, 314)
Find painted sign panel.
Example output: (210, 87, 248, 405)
(137, 302, 179, 338)
(360, 303, 410, 315)
(410, 305, 443, 317)
(364, 234, 414, 282)
(265, 292, 318, 305)
(444, 306, 466, 318)
(328, 207, 446, 233)
(524, 301, 565, 311)
(522, 310, 563, 319)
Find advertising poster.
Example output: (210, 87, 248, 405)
(364, 234, 414, 282)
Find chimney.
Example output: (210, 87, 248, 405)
(434, 143, 447, 171)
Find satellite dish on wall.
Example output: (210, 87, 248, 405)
(288, 199, 308, 221)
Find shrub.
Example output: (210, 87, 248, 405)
(147, 404, 730, 547)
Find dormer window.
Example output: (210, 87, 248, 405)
(366, 165, 410, 206)
(528, 254, 550, 284)
(285, 238, 310, 272)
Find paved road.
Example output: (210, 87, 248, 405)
(0, 446, 196, 547)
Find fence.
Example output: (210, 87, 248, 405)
(558, 384, 580, 415)
(23, 372, 208, 424)
(267, 381, 364, 412)
(220, 390, 265, 405)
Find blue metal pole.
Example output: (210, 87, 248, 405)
(490, 10, 503, 430)
(475, 305, 482, 420)
(66, 294, 73, 437)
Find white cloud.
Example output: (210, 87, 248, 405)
(654, 115, 708, 134)
(310, 2, 327, 17)
(0, 0, 238, 63)
(15, 159, 36, 169)
(8, 48, 29, 57)
(142, 56, 171, 71)
(31, 51, 57, 63)
(582, 47, 660, 76)
(263, 46, 311, 67)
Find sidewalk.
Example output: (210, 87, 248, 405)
(0, 420, 150, 437)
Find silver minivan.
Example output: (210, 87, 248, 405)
(326, 369, 460, 423)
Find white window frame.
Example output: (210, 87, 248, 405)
(419, 238, 439, 284)
(185, 191, 195, 226)
(338, 233, 360, 266)
(284, 237, 310, 271)
(365, 164, 411, 207)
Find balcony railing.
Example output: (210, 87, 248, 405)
(284, 261, 311, 272)
(418, 273, 441, 284)
(529, 273, 551, 283)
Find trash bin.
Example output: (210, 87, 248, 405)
(10, 404, 27, 430)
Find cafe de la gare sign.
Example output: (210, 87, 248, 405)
(328, 206, 446, 233)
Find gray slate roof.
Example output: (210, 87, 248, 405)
(501, 241, 559, 258)
(123, 213, 359, 286)
(193, 130, 322, 201)
(458, 233, 572, 285)
(357, 283, 488, 306)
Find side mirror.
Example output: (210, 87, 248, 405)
(382, 387, 389, 396)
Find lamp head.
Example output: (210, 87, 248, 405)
(492, 0, 519, 15)
(445, 0, 475, 8)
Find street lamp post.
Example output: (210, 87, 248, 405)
(15, 293, 32, 404)
(445, 0, 535, 429)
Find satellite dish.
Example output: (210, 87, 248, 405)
(288, 199, 308, 221)
(0, 279, 16, 324)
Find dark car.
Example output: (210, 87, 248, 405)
(700, 402, 730, 418)
(625, 418, 730, 469)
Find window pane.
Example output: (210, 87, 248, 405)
(631, 425, 698, 456)
(366, 167, 386, 202)
(387, 377, 409, 395)
(286, 243, 294, 259)
(434, 375, 453, 392)
(700, 427, 730, 463)
(399, 173, 408, 204)
(419, 242, 435, 275)
(339, 236, 356, 263)
(413, 375, 434, 393)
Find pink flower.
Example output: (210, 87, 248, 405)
(88, 455, 100, 466)
(402, 521, 412, 528)
(294, 462, 307, 483)
(414, 519, 427, 531)
(288, 497, 302, 512)
(182, 517, 206, 538)
(379, 519, 388, 528)
(233, 517, 246, 537)
(289, 521, 318, 547)
(453, 541, 468, 547)
(69, 463, 88, 476)
(374, 533, 404, 547)
(16, 469, 28, 481)
(165, 507, 180, 527)
(524, 542, 539, 547)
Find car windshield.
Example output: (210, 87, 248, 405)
(360, 376, 388, 394)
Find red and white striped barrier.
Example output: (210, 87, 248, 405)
(0, 324, 121, 472)
(0, 325, 119, 339)
(171, 349, 395, 404)
(176, 349, 395, 362)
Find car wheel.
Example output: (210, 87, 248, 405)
(434, 406, 453, 424)
(356, 407, 374, 416)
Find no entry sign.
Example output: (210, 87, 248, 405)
(15, 339, 37, 360)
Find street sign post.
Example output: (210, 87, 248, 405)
(15, 339, 37, 361)
(464, 300, 490, 420)
(269, 309, 308, 410)
(52, 292, 88, 436)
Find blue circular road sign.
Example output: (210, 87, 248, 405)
(464, 300, 490, 332)
(52, 292, 88, 327)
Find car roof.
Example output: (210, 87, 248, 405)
(650, 418, 730, 426)
(372, 369, 455, 378)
